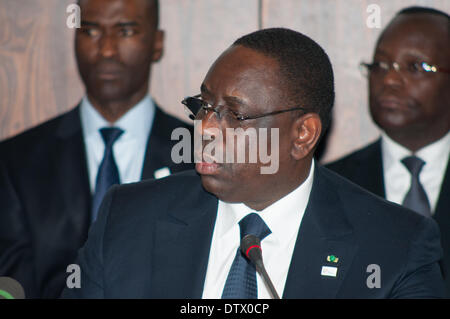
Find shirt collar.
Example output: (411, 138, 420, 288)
(381, 130, 450, 171)
(80, 95, 155, 141)
(218, 160, 315, 244)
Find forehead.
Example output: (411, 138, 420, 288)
(376, 14, 449, 62)
(202, 45, 283, 110)
(79, 0, 153, 24)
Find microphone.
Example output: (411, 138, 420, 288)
(0, 277, 25, 299)
(241, 234, 280, 299)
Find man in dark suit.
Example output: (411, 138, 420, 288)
(62, 28, 445, 299)
(326, 7, 450, 295)
(0, 0, 192, 298)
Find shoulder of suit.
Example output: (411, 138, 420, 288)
(325, 140, 381, 171)
(320, 165, 429, 233)
(112, 169, 202, 200)
(154, 105, 193, 131)
(0, 107, 78, 151)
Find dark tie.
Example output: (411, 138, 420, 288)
(401, 156, 431, 217)
(91, 127, 124, 222)
(222, 213, 271, 299)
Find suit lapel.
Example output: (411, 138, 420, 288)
(433, 158, 450, 286)
(141, 106, 174, 180)
(283, 166, 358, 298)
(361, 140, 386, 198)
(434, 158, 450, 220)
(141, 105, 195, 180)
(150, 186, 218, 298)
(55, 106, 91, 240)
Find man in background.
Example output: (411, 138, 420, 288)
(327, 7, 450, 295)
(0, 0, 192, 298)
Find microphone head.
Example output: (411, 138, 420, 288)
(241, 234, 263, 265)
(0, 277, 25, 299)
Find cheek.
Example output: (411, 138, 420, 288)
(414, 79, 450, 116)
(75, 38, 96, 66)
(118, 39, 153, 66)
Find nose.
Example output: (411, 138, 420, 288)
(199, 111, 222, 140)
(382, 65, 404, 88)
(200, 110, 221, 137)
(99, 34, 118, 58)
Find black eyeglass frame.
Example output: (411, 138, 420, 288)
(181, 94, 307, 122)
(360, 61, 450, 76)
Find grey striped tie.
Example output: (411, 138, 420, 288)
(401, 156, 431, 217)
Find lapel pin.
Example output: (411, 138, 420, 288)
(154, 167, 171, 179)
(327, 255, 339, 263)
(321, 266, 338, 277)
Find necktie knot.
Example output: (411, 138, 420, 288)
(239, 213, 271, 242)
(100, 127, 124, 147)
(401, 156, 425, 177)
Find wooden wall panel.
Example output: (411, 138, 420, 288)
(0, 0, 83, 140)
(150, 0, 259, 119)
(0, 0, 448, 164)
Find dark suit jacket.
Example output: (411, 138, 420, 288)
(61, 165, 445, 298)
(0, 104, 194, 298)
(326, 139, 450, 296)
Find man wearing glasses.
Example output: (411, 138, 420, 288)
(0, 0, 193, 298)
(327, 7, 450, 295)
(63, 28, 444, 299)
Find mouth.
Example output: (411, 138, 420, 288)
(195, 162, 221, 175)
(376, 97, 409, 111)
(96, 72, 121, 80)
(195, 152, 222, 175)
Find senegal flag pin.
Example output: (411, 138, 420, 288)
(327, 255, 339, 263)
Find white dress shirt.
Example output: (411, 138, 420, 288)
(381, 131, 450, 214)
(80, 95, 155, 193)
(202, 161, 315, 299)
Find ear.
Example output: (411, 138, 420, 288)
(290, 113, 322, 160)
(151, 30, 164, 62)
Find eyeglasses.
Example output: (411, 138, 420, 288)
(181, 94, 307, 125)
(360, 61, 450, 78)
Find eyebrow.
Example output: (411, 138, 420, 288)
(223, 95, 248, 108)
(80, 20, 139, 28)
(200, 84, 249, 108)
(375, 48, 432, 61)
(200, 84, 210, 96)
(80, 20, 99, 27)
(116, 21, 139, 28)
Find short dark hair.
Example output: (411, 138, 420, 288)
(397, 6, 450, 20)
(77, 0, 159, 29)
(150, 0, 160, 29)
(396, 6, 449, 33)
(233, 28, 335, 138)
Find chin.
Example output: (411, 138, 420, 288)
(200, 174, 241, 203)
(373, 110, 415, 132)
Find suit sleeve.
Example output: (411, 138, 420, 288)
(390, 216, 446, 298)
(0, 161, 39, 298)
(60, 185, 117, 299)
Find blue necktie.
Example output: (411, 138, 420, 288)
(222, 213, 271, 299)
(401, 156, 431, 217)
(91, 127, 124, 222)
